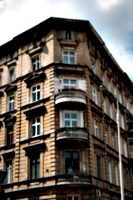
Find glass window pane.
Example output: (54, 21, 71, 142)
(37, 118, 40, 123)
(71, 80, 76, 85)
(63, 56, 68, 64)
(37, 85, 40, 89)
(72, 121, 77, 127)
(63, 51, 68, 55)
(73, 152, 79, 159)
(63, 79, 69, 84)
(68, 197, 72, 200)
(70, 57, 75, 64)
(71, 114, 77, 119)
(70, 52, 74, 55)
(32, 126, 35, 136)
(65, 152, 71, 158)
(74, 197, 79, 200)
(37, 91, 40, 100)
(32, 93, 36, 101)
(65, 121, 70, 127)
(37, 125, 40, 135)
(65, 113, 70, 119)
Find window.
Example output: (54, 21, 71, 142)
(126, 170, 130, 189)
(32, 85, 40, 102)
(6, 161, 12, 183)
(31, 117, 40, 137)
(0, 98, 1, 114)
(92, 88, 97, 104)
(103, 98, 106, 113)
(59, 110, 84, 128)
(114, 87, 116, 96)
(108, 82, 111, 92)
(126, 100, 129, 110)
(63, 51, 75, 64)
(9, 96, 14, 111)
(94, 120, 99, 138)
(105, 129, 108, 144)
(123, 140, 128, 157)
(91, 63, 96, 74)
(130, 146, 133, 158)
(0, 74, 1, 86)
(66, 31, 72, 40)
(9, 68, 14, 82)
(7, 126, 13, 145)
(108, 158, 112, 183)
(65, 151, 79, 174)
(112, 134, 114, 148)
(32, 57, 40, 71)
(30, 154, 40, 179)
(109, 104, 113, 119)
(121, 115, 125, 129)
(114, 162, 118, 186)
(63, 79, 76, 89)
(64, 113, 77, 127)
(67, 195, 80, 200)
(96, 155, 102, 179)
(101, 75, 104, 84)
(119, 93, 122, 103)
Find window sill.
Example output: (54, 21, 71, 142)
(20, 133, 50, 144)
(0, 109, 17, 118)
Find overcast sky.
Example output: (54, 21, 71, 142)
(0, 0, 133, 81)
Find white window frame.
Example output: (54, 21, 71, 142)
(31, 84, 40, 102)
(112, 134, 114, 148)
(62, 50, 76, 64)
(108, 158, 112, 183)
(126, 100, 129, 110)
(6, 161, 12, 184)
(114, 87, 116, 96)
(31, 117, 40, 137)
(94, 120, 99, 138)
(65, 31, 72, 40)
(109, 104, 113, 119)
(114, 162, 118, 186)
(123, 140, 128, 157)
(119, 93, 122, 104)
(32, 56, 40, 71)
(9, 67, 15, 82)
(63, 79, 77, 89)
(9, 95, 14, 111)
(92, 88, 97, 104)
(131, 146, 133, 158)
(101, 75, 104, 84)
(103, 98, 106, 113)
(108, 82, 111, 92)
(105, 129, 108, 144)
(59, 110, 84, 128)
(91, 63, 96, 74)
(121, 114, 125, 130)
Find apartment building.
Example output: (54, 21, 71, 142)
(0, 17, 133, 200)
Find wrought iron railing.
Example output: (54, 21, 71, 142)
(57, 174, 91, 183)
(56, 129, 88, 140)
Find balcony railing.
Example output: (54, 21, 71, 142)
(55, 89, 86, 106)
(55, 127, 89, 141)
(57, 174, 91, 184)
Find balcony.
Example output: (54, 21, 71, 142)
(55, 127, 89, 142)
(55, 89, 86, 109)
(56, 174, 91, 185)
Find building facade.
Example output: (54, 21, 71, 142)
(0, 17, 133, 200)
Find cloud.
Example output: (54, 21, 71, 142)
(97, 0, 120, 9)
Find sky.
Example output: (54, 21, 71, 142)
(0, 0, 133, 81)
